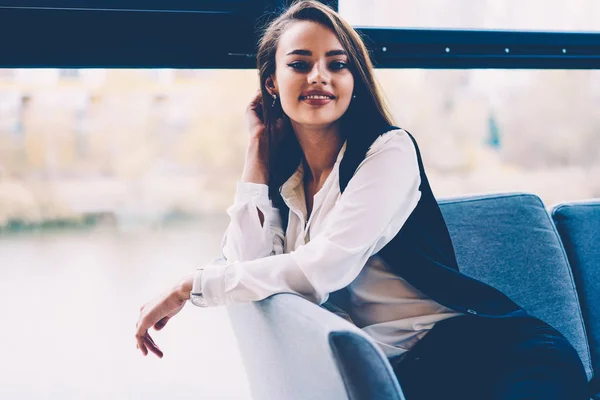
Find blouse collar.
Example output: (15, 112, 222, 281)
(279, 139, 348, 203)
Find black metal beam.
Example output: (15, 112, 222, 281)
(0, 1, 263, 13)
(360, 27, 600, 69)
(0, 6, 598, 69)
(0, 7, 259, 69)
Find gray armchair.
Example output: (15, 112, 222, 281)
(227, 193, 597, 399)
(552, 200, 600, 400)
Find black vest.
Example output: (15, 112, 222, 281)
(278, 126, 526, 318)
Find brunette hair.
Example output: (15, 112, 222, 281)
(256, 0, 395, 209)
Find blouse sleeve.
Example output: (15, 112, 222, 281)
(220, 181, 285, 262)
(191, 130, 421, 307)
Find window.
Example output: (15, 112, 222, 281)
(59, 68, 80, 79)
(0, 68, 256, 399)
(0, 68, 15, 80)
(1, 67, 598, 228)
(374, 68, 600, 204)
(339, 0, 600, 32)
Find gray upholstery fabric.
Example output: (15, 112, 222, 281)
(439, 193, 593, 381)
(227, 193, 596, 399)
(552, 200, 600, 396)
(227, 293, 405, 400)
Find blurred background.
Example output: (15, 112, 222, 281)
(1, 0, 599, 399)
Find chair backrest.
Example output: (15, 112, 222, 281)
(439, 193, 593, 380)
(227, 293, 404, 400)
(552, 200, 600, 384)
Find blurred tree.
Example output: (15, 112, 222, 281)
(486, 113, 501, 150)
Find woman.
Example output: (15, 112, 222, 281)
(135, 1, 589, 398)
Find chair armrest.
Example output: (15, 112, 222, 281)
(227, 293, 405, 400)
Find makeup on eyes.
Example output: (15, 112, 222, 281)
(287, 61, 348, 71)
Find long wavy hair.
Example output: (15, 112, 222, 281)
(256, 0, 396, 213)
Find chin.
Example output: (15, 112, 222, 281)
(296, 115, 342, 127)
(290, 109, 347, 127)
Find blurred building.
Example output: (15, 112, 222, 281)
(1, 65, 599, 229)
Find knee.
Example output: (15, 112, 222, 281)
(492, 339, 588, 400)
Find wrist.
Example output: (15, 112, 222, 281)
(247, 134, 262, 147)
(241, 169, 269, 185)
(176, 272, 196, 301)
(242, 156, 269, 185)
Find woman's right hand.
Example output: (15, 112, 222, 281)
(242, 90, 270, 185)
(245, 90, 267, 141)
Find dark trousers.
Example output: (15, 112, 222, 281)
(390, 314, 589, 400)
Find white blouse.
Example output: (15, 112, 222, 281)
(191, 128, 463, 357)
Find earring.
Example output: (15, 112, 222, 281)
(272, 94, 277, 107)
(352, 94, 356, 99)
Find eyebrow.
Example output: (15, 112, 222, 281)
(285, 49, 348, 57)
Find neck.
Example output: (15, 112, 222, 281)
(291, 121, 344, 185)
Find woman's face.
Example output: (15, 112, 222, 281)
(271, 20, 354, 129)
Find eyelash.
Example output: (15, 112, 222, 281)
(288, 61, 348, 71)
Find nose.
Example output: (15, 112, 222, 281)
(307, 62, 330, 85)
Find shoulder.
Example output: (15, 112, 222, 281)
(364, 128, 418, 163)
(339, 127, 421, 193)
(341, 127, 422, 197)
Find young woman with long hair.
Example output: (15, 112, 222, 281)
(135, 1, 589, 398)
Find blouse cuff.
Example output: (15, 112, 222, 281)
(234, 181, 270, 206)
(196, 261, 230, 307)
(190, 269, 207, 307)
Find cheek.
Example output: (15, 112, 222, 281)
(336, 76, 354, 108)
(277, 70, 299, 91)
(278, 76, 302, 108)
(340, 75, 354, 96)
(279, 92, 298, 116)
(335, 96, 352, 117)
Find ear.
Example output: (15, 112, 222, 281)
(265, 75, 278, 97)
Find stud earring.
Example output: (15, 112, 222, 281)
(272, 94, 277, 107)
(352, 94, 356, 99)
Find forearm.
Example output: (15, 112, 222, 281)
(240, 138, 269, 226)
(241, 138, 269, 185)
(220, 137, 283, 262)
(222, 185, 285, 262)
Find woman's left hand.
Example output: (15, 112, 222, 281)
(135, 272, 195, 358)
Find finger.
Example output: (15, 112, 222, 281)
(135, 333, 148, 356)
(249, 98, 262, 112)
(145, 332, 158, 348)
(154, 316, 170, 331)
(143, 334, 163, 358)
(138, 310, 161, 334)
(145, 334, 163, 357)
(250, 90, 263, 107)
(155, 300, 185, 331)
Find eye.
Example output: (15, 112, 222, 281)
(288, 61, 309, 71)
(330, 61, 348, 70)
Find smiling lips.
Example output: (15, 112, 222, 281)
(299, 90, 335, 106)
